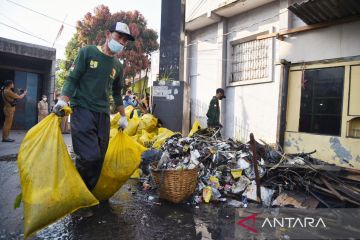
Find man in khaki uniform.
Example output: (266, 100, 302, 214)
(37, 95, 49, 122)
(1, 80, 27, 142)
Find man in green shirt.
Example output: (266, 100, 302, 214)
(206, 88, 226, 128)
(53, 22, 134, 191)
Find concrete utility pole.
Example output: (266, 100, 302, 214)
(158, 0, 185, 81)
(152, 0, 190, 134)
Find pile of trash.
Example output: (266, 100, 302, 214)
(141, 128, 360, 208)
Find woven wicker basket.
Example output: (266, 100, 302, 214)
(150, 162, 198, 203)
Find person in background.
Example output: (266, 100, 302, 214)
(52, 21, 134, 192)
(37, 95, 49, 122)
(1, 80, 27, 142)
(206, 88, 226, 128)
(140, 92, 150, 113)
(123, 89, 138, 107)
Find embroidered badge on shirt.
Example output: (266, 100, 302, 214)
(90, 60, 99, 69)
(110, 68, 116, 79)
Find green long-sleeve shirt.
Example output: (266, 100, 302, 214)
(62, 45, 123, 114)
(206, 96, 220, 127)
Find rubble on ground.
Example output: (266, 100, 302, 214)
(141, 128, 360, 208)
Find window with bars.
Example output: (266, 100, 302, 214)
(231, 38, 270, 82)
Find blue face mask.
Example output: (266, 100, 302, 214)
(108, 38, 124, 53)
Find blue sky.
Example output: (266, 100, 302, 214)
(0, 0, 161, 59)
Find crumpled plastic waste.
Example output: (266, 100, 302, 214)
(143, 127, 317, 207)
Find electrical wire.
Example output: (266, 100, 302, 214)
(0, 12, 36, 36)
(0, 21, 52, 44)
(5, 0, 76, 28)
(186, 0, 206, 22)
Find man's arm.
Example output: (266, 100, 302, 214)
(4, 89, 27, 100)
(112, 74, 125, 117)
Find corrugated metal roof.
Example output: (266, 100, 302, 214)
(288, 0, 360, 25)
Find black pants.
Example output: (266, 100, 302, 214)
(71, 107, 110, 191)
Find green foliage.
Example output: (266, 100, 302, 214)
(56, 34, 82, 89)
(56, 5, 159, 89)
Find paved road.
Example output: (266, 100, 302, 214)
(0, 159, 235, 240)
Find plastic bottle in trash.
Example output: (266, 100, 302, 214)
(242, 196, 248, 208)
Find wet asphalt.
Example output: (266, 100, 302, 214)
(0, 160, 236, 240)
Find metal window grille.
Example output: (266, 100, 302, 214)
(231, 38, 270, 82)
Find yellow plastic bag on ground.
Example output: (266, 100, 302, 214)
(138, 130, 156, 146)
(125, 105, 135, 120)
(188, 120, 202, 137)
(130, 168, 141, 179)
(137, 114, 158, 134)
(124, 111, 140, 136)
(92, 130, 147, 201)
(152, 128, 177, 149)
(17, 109, 99, 239)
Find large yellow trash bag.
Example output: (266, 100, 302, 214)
(152, 128, 177, 149)
(188, 120, 202, 137)
(138, 130, 156, 147)
(92, 131, 147, 201)
(110, 113, 120, 128)
(137, 114, 158, 134)
(17, 110, 99, 239)
(124, 111, 140, 136)
(130, 168, 141, 179)
(109, 113, 120, 138)
(125, 105, 135, 120)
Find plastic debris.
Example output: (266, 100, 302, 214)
(202, 186, 212, 203)
(227, 199, 243, 208)
(231, 176, 251, 194)
(244, 181, 275, 206)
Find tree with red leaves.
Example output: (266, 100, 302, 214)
(57, 5, 159, 92)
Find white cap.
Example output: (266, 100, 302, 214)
(109, 22, 135, 41)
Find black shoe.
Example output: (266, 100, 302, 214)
(2, 138, 15, 142)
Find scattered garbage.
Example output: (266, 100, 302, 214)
(140, 126, 360, 208)
(243, 181, 275, 206)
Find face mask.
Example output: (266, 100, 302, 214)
(108, 38, 124, 53)
(43, 98, 47, 101)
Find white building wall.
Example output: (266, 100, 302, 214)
(224, 2, 282, 143)
(188, 23, 223, 127)
(149, 51, 159, 87)
(188, 1, 283, 143)
(280, 20, 360, 63)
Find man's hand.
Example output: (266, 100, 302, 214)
(118, 116, 128, 130)
(53, 99, 68, 116)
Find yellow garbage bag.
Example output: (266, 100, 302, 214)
(138, 130, 156, 147)
(110, 113, 120, 128)
(124, 111, 140, 136)
(17, 109, 99, 239)
(92, 130, 147, 201)
(152, 128, 177, 150)
(125, 105, 135, 120)
(137, 114, 158, 134)
(130, 168, 141, 179)
(188, 120, 202, 137)
(109, 113, 120, 138)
